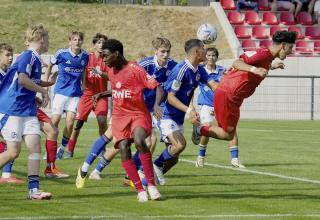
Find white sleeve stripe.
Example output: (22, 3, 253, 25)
(176, 63, 188, 81)
(55, 49, 68, 58)
(139, 60, 152, 67)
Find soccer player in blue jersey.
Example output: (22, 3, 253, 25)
(46, 31, 89, 160)
(193, 47, 245, 168)
(0, 24, 52, 200)
(153, 39, 218, 185)
(130, 37, 177, 172)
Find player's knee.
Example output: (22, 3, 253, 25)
(74, 120, 84, 130)
(48, 126, 59, 139)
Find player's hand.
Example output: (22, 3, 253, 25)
(35, 97, 43, 107)
(89, 67, 103, 76)
(272, 62, 285, 70)
(153, 104, 163, 119)
(253, 67, 268, 78)
(188, 109, 200, 125)
(41, 92, 49, 108)
(48, 71, 58, 85)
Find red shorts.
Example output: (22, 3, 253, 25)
(112, 114, 152, 147)
(36, 108, 51, 123)
(76, 95, 108, 121)
(214, 89, 240, 133)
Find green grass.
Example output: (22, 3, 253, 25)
(1, 119, 320, 220)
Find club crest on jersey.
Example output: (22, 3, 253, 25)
(115, 82, 122, 89)
(81, 60, 86, 66)
(196, 74, 201, 81)
(172, 80, 181, 90)
(166, 70, 171, 76)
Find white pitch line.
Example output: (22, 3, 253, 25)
(2, 214, 320, 220)
(180, 159, 320, 185)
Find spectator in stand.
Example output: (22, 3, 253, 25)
(294, 0, 316, 17)
(237, 0, 259, 12)
(314, 0, 320, 23)
(271, 0, 295, 14)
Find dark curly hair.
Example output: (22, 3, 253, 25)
(272, 31, 297, 44)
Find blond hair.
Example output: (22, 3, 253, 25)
(152, 37, 171, 50)
(69, 31, 84, 41)
(24, 24, 48, 44)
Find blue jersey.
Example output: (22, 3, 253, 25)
(0, 67, 7, 87)
(139, 56, 177, 112)
(197, 65, 225, 107)
(161, 59, 213, 125)
(0, 49, 42, 116)
(52, 48, 89, 97)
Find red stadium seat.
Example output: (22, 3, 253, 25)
(259, 40, 272, 47)
(295, 40, 313, 54)
(305, 27, 320, 40)
(314, 41, 320, 54)
(228, 11, 244, 25)
(288, 26, 304, 39)
(258, 0, 271, 11)
(245, 11, 261, 25)
(242, 39, 256, 51)
(262, 12, 279, 25)
(252, 26, 269, 39)
(221, 0, 236, 10)
(296, 12, 314, 25)
(234, 26, 251, 39)
(270, 26, 286, 36)
(279, 12, 296, 25)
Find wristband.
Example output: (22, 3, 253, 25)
(250, 66, 256, 73)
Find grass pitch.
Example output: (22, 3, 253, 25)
(0, 119, 320, 220)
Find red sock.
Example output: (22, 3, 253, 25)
(139, 151, 155, 186)
(67, 139, 76, 153)
(0, 141, 6, 153)
(46, 139, 57, 165)
(200, 125, 210, 137)
(122, 159, 144, 192)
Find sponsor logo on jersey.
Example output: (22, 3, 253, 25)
(112, 90, 132, 99)
(64, 67, 84, 73)
(66, 60, 72, 64)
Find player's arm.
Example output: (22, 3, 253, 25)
(18, 73, 49, 107)
(89, 67, 109, 80)
(153, 85, 164, 119)
(40, 71, 58, 87)
(232, 58, 268, 78)
(92, 90, 112, 108)
(270, 62, 285, 70)
(207, 79, 218, 92)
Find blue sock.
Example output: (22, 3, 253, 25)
(198, 144, 207, 157)
(61, 135, 69, 148)
(154, 146, 174, 168)
(28, 175, 39, 190)
(133, 151, 141, 170)
(95, 156, 111, 173)
(85, 135, 110, 165)
(3, 160, 14, 173)
(230, 146, 239, 159)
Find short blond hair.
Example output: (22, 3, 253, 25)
(69, 31, 84, 41)
(24, 24, 48, 44)
(152, 37, 171, 50)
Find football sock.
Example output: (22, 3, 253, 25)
(60, 135, 69, 150)
(198, 144, 207, 157)
(139, 151, 155, 186)
(230, 146, 239, 159)
(2, 160, 14, 175)
(83, 135, 111, 171)
(67, 139, 76, 153)
(122, 159, 144, 192)
(154, 145, 173, 168)
(28, 175, 39, 190)
(46, 139, 57, 167)
(95, 156, 111, 173)
(133, 151, 142, 170)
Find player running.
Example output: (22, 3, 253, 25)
(66, 33, 110, 158)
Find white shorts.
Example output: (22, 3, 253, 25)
(150, 112, 158, 128)
(158, 118, 184, 143)
(0, 113, 40, 142)
(52, 94, 80, 115)
(199, 104, 215, 124)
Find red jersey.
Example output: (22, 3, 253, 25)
(108, 61, 159, 116)
(218, 47, 273, 105)
(83, 52, 109, 96)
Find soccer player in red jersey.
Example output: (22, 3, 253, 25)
(193, 31, 296, 143)
(101, 39, 162, 202)
(65, 33, 109, 158)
